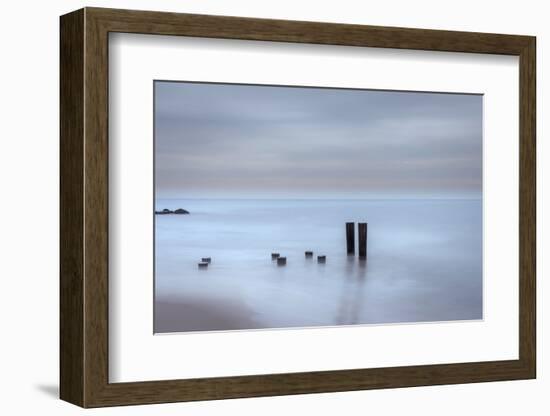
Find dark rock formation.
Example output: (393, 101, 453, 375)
(155, 208, 189, 215)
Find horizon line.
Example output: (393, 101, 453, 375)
(155, 196, 483, 201)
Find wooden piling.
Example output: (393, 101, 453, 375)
(346, 222, 355, 255)
(305, 251, 313, 258)
(277, 257, 287, 266)
(198, 262, 208, 269)
(271, 253, 280, 260)
(201, 257, 211, 263)
(358, 222, 367, 259)
(317, 255, 326, 264)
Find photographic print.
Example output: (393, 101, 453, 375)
(154, 81, 482, 333)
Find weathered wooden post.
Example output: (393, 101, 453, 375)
(317, 255, 326, 264)
(277, 257, 287, 266)
(346, 222, 355, 255)
(358, 222, 367, 259)
(271, 253, 280, 260)
(201, 257, 211, 264)
(198, 262, 208, 269)
(305, 251, 313, 258)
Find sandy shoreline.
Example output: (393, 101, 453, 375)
(155, 295, 263, 333)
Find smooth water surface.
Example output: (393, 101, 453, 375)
(154, 198, 482, 333)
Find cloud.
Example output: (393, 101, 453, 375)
(155, 81, 482, 198)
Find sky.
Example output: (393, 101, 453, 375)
(155, 81, 482, 199)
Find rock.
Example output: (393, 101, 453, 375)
(271, 253, 280, 260)
(317, 255, 326, 264)
(201, 257, 211, 263)
(155, 208, 189, 215)
(198, 262, 209, 269)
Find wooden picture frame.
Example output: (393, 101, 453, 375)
(60, 7, 536, 408)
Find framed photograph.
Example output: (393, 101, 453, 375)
(60, 7, 536, 408)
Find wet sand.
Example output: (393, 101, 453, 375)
(155, 296, 262, 333)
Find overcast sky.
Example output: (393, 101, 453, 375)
(155, 81, 482, 199)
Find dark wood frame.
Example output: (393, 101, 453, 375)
(60, 7, 536, 408)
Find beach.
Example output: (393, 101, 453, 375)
(154, 198, 483, 333)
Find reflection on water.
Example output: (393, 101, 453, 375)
(154, 199, 482, 333)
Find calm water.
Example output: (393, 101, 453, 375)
(154, 198, 482, 333)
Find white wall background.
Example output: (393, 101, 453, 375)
(0, 0, 545, 414)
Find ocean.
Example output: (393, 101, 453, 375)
(154, 198, 482, 333)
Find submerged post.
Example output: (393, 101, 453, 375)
(346, 222, 355, 255)
(358, 222, 367, 259)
